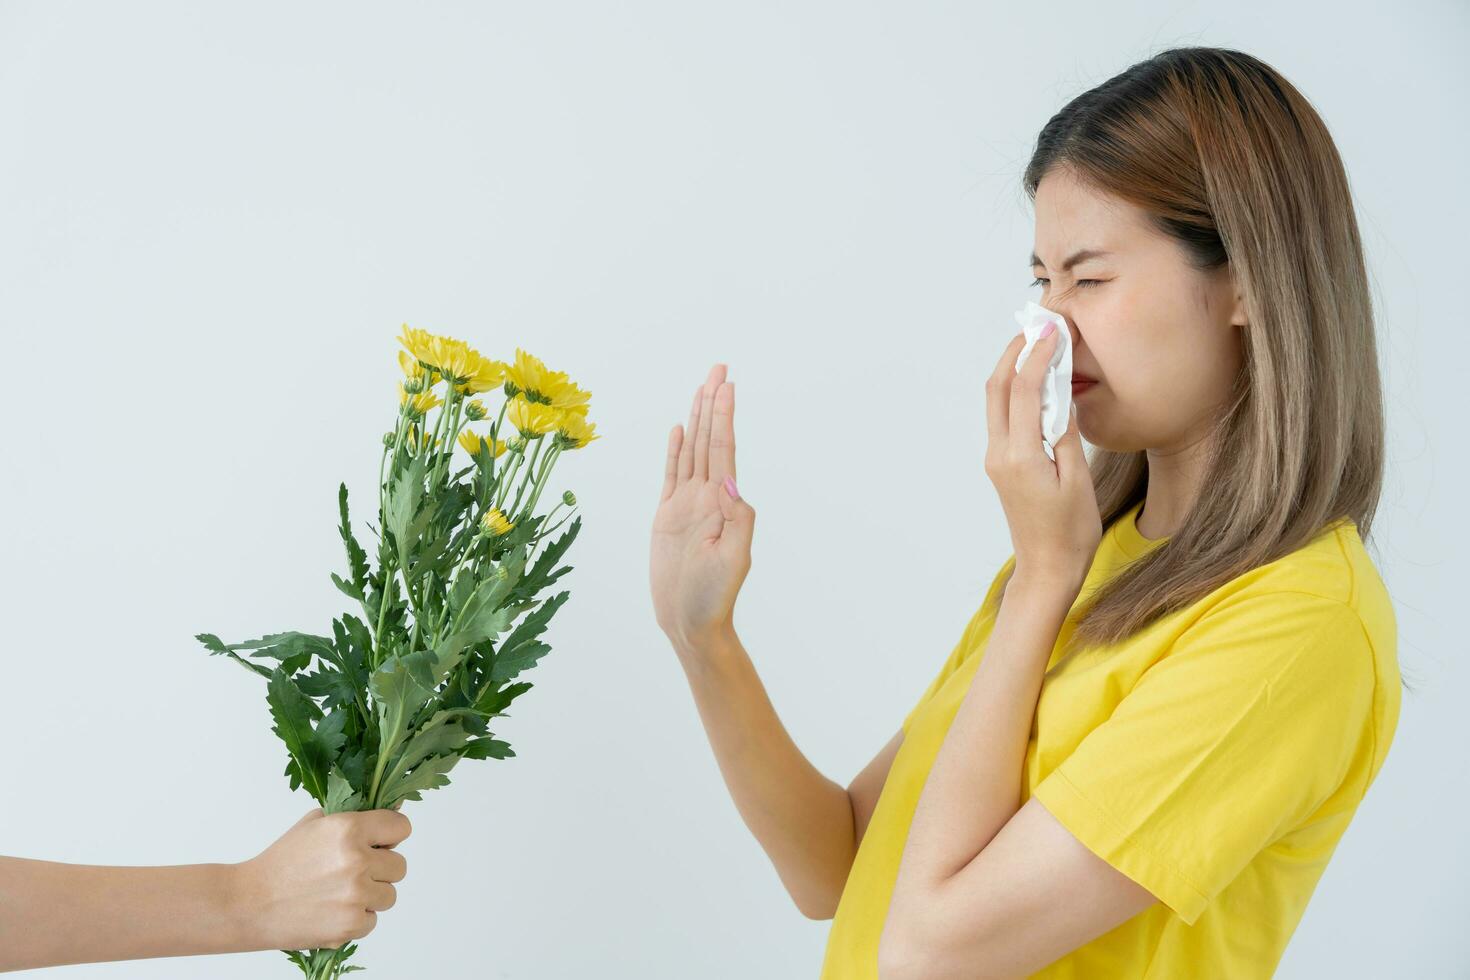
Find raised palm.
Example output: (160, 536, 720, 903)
(649, 363, 754, 653)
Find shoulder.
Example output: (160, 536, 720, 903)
(1167, 536, 1395, 759)
(1187, 520, 1395, 666)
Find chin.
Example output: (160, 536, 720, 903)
(1074, 412, 1147, 454)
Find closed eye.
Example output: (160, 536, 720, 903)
(1031, 277, 1104, 289)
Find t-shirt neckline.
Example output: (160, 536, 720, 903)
(1113, 500, 1171, 560)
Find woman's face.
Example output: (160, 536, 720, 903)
(1030, 165, 1245, 454)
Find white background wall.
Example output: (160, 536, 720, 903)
(1, 2, 1464, 976)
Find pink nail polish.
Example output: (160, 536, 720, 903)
(724, 475, 739, 499)
(1040, 321, 1056, 339)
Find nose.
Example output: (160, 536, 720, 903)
(1047, 304, 1080, 345)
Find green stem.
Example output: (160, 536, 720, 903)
(530, 507, 576, 555)
(508, 437, 543, 516)
(495, 445, 527, 511)
(431, 386, 465, 488)
(372, 416, 411, 665)
(521, 441, 562, 519)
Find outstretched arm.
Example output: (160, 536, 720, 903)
(653, 365, 901, 920)
(0, 808, 411, 972)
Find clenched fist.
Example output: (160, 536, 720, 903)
(234, 807, 412, 952)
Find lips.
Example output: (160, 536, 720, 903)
(1071, 375, 1099, 395)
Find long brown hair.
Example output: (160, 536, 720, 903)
(996, 47, 1393, 672)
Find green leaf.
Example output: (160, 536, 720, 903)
(385, 456, 428, 563)
(325, 769, 363, 814)
(200, 631, 333, 676)
(316, 706, 353, 757)
(368, 654, 435, 802)
(448, 551, 524, 647)
(324, 616, 372, 726)
(395, 710, 475, 772)
(490, 590, 569, 683)
(513, 516, 581, 599)
(296, 668, 359, 713)
(377, 709, 478, 806)
(197, 634, 273, 678)
(338, 482, 372, 590)
(446, 568, 476, 620)
(462, 736, 515, 760)
(380, 752, 460, 807)
(331, 571, 365, 602)
(475, 680, 533, 717)
(490, 640, 551, 684)
(400, 634, 468, 696)
(265, 669, 336, 805)
(338, 745, 369, 794)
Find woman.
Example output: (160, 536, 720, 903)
(648, 46, 1400, 979)
(0, 807, 410, 971)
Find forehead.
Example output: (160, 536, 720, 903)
(1032, 167, 1154, 260)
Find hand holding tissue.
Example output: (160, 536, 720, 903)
(1013, 300, 1073, 462)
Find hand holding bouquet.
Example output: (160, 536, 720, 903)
(198, 327, 597, 978)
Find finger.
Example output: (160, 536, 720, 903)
(661, 424, 683, 501)
(693, 364, 727, 481)
(1056, 402, 1087, 480)
(1009, 329, 1058, 450)
(364, 881, 397, 913)
(716, 473, 754, 550)
(368, 847, 408, 883)
(351, 909, 378, 939)
(356, 809, 412, 847)
(707, 382, 736, 484)
(677, 385, 701, 482)
(986, 333, 1029, 447)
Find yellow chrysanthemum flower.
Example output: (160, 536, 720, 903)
(506, 395, 562, 439)
(455, 354, 509, 396)
(397, 349, 442, 386)
(398, 324, 508, 394)
(480, 507, 515, 536)
(398, 381, 443, 418)
(504, 348, 592, 415)
(398, 325, 439, 364)
(553, 409, 600, 450)
(457, 429, 509, 458)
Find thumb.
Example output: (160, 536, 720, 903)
(717, 475, 753, 542)
(1056, 403, 1085, 469)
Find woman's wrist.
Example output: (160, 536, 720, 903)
(668, 622, 741, 672)
(1009, 563, 1087, 604)
(1001, 569, 1085, 634)
(217, 858, 270, 953)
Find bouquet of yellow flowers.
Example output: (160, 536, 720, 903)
(197, 326, 597, 978)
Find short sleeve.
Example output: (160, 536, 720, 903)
(901, 555, 1016, 734)
(1030, 591, 1377, 925)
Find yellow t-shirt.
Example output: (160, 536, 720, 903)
(819, 499, 1401, 979)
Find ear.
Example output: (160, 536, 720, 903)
(1226, 262, 1249, 329)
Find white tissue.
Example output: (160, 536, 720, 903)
(1012, 300, 1073, 461)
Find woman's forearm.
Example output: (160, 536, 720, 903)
(674, 627, 856, 919)
(893, 574, 1076, 898)
(0, 856, 253, 972)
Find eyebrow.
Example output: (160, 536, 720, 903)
(1029, 248, 1112, 271)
